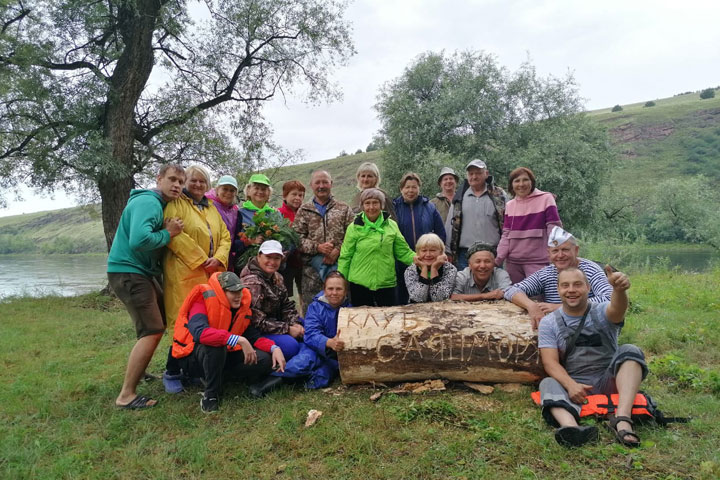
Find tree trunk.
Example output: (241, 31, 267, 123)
(100, 0, 164, 251)
(337, 300, 544, 384)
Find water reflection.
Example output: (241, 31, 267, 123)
(0, 255, 108, 299)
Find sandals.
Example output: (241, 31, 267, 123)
(606, 415, 641, 448)
(117, 395, 156, 410)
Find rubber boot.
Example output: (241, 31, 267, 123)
(249, 376, 284, 398)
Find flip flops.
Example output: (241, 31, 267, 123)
(117, 395, 156, 410)
(554, 425, 598, 447)
(607, 415, 641, 448)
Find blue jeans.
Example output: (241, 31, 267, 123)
(310, 254, 337, 282)
(456, 248, 469, 270)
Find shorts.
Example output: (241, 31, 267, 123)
(108, 272, 166, 339)
(539, 344, 648, 426)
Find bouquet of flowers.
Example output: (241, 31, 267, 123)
(234, 209, 300, 270)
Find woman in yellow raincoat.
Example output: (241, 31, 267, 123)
(162, 165, 231, 393)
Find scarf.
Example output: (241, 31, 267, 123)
(242, 200, 275, 215)
(361, 212, 385, 234)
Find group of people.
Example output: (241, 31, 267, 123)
(108, 159, 648, 449)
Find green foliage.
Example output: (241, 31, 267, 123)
(644, 101, 656, 107)
(700, 88, 716, 99)
(649, 175, 720, 249)
(650, 354, 720, 393)
(611, 104, 623, 112)
(375, 51, 615, 230)
(1, 0, 355, 245)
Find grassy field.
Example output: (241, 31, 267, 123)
(1, 269, 718, 479)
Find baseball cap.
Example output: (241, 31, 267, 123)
(258, 240, 284, 256)
(217, 175, 238, 189)
(217, 271, 244, 292)
(465, 159, 487, 170)
(248, 173, 271, 186)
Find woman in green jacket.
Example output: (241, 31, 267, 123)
(338, 188, 416, 306)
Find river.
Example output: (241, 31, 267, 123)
(0, 247, 717, 299)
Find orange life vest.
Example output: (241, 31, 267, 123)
(531, 391, 656, 418)
(171, 272, 252, 359)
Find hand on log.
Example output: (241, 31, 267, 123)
(326, 329, 344, 351)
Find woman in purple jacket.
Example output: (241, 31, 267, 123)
(495, 167, 562, 283)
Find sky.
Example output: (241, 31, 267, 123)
(2, 0, 719, 217)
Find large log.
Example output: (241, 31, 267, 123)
(337, 300, 544, 384)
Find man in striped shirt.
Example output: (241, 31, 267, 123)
(504, 227, 611, 328)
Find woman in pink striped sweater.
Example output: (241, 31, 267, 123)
(495, 167, 562, 283)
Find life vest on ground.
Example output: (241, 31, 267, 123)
(531, 391, 657, 418)
(171, 272, 252, 359)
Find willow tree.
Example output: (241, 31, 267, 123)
(0, 0, 354, 248)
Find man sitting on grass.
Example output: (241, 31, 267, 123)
(170, 271, 286, 413)
(538, 266, 647, 448)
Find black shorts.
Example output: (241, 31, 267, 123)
(108, 272, 166, 339)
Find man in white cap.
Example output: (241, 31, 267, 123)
(430, 167, 459, 223)
(446, 159, 507, 269)
(504, 226, 612, 328)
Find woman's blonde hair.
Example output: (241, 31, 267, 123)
(185, 165, 211, 186)
(415, 233, 445, 252)
(355, 162, 381, 189)
(243, 182, 274, 199)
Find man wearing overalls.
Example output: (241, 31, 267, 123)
(537, 266, 647, 448)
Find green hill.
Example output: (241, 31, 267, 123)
(590, 91, 720, 186)
(1, 90, 719, 254)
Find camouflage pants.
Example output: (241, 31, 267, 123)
(300, 264, 324, 316)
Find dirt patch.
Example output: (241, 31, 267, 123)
(610, 122, 675, 143)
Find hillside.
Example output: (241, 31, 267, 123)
(1, 90, 719, 254)
(590, 91, 720, 187)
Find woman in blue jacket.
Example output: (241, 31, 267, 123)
(248, 272, 350, 396)
(392, 172, 446, 304)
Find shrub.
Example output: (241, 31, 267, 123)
(644, 101, 656, 107)
(611, 104, 623, 112)
(700, 88, 716, 99)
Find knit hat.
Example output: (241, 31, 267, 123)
(467, 242, 497, 259)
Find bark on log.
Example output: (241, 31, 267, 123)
(337, 300, 544, 384)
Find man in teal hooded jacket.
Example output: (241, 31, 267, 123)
(107, 164, 185, 409)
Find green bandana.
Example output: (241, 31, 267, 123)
(242, 200, 274, 215)
(361, 212, 385, 234)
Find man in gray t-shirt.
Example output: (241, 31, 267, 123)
(537, 266, 647, 448)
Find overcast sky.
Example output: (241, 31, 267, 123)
(2, 0, 719, 217)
